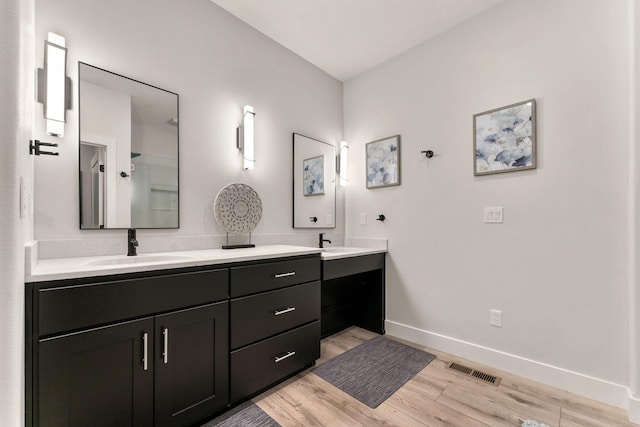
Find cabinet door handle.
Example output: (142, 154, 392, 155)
(142, 332, 149, 371)
(274, 272, 296, 278)
(274, 351, 296, 363)
(274, 307, 296, 316)
(162, 328, 169, 364)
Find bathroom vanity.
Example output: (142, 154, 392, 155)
(25, 244, 386, 426)
(25, 246, 321, 427)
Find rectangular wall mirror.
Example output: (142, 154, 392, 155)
(292, 133, 336, 228)
(79, 62, 179, 229)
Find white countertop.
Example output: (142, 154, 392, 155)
(25, 244, 387, 283)
(319, 246, 387, 260)
(26, 245, 322, 283)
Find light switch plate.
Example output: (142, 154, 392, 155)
(484, 207, 503, 223)
(326, 214, 333, 226)
(360, 213, 366, 225)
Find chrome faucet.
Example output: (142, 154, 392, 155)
(127, 228, 138, 256)
(319, 233, 332, 248)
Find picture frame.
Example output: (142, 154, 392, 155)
(366, 135, 401, 189)
(302, 155, 325, 196)
(473, 99, 536, 176)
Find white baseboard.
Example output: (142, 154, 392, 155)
(386, 320, 633, 417)
(629, 392, 640, 424)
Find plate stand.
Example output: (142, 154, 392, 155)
(222, 232, 256, 250)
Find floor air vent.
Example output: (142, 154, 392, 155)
(447, 362, 501, 386)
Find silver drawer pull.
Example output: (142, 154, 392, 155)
(274, 351, 296, 363)
(142, 332, 149, 371)
(274, 307, 296, 316)
(162, 328, 169, 364)
(274, 272, 296, 278)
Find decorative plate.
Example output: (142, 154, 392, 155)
(214, 183, 263, 235)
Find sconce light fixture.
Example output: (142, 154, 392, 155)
(37, 32, 71, 137)
(237, 105, 255, 170)
(337, 140, 349, 186)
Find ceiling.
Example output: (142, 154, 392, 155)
(210, 0, 510, 81)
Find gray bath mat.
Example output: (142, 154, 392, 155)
(201, 401, 280, 427)
(312, 335, 436, 408)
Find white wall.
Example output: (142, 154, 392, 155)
(345, 0, 631, 408)
(0, 0, 34, 424)
(33, 0, 343, 250)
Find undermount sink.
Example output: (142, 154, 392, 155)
(84, 254, 191, 266)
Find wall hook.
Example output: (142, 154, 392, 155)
(420, 150, 434, 158)
(376, 214, 386, 222)
(309, 216, 318, 223)
(120, 171, 130, 178)
(29, 139, 59, 156)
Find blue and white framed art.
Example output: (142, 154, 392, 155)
(366, 135, 401, 189)
(473, 99, 536, 176)
(303, 155, 325, 196)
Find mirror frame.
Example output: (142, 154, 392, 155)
(292, 133, 336, 229)
(78, 62, 180, 230)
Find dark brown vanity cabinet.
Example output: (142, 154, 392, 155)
(27, 269, 230, 427)
(229, 257, 321, 402)
(27, 253, 323, 427)
(321, 253, 386, 338)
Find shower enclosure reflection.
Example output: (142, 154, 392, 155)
(79, 62, 179, 229)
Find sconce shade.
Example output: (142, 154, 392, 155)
(338, 140, 348, 186)
(44, 32, 67, 137)
(238, 105, 255, 170)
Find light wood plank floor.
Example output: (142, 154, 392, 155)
(252, 327, 638, 427)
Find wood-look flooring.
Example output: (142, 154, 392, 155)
(252, 327, 638, 427)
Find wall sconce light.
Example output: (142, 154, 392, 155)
(337, 140, 349, 186)
(37, 32, 71, 137)
(237, 105, 255, 170)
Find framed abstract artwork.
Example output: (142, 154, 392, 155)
(303, 155, 325, 196)
(366, 135, 401, 189)
(473, 99, 536, 176)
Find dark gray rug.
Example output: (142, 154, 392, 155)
(201, 401, 280, 427)
(312, 335, 436, 408)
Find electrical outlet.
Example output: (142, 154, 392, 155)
(360, 213, 366, 225)
(484, 207, 504, 223)
(490, 309, 502, 327)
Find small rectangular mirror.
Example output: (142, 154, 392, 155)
(79, 63, 179, 229)
(292, 133, 336, 228)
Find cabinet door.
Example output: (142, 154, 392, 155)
(38, 317, 154, 427)
(154, 302, 229, 427)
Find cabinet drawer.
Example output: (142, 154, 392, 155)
(230, 321, 320, 402)
(322, 253, 384, 281)
(230, 256, 320, 297)
(230, 281, 320, 349)
(39, 269, 229, 337)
